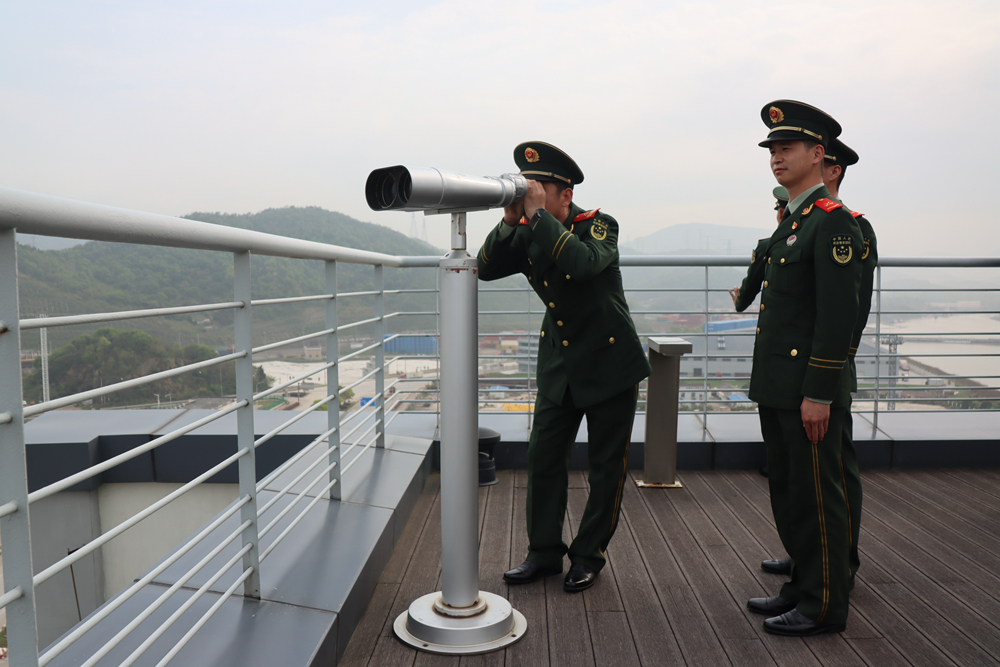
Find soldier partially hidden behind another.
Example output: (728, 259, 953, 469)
(476, 142, 650, 592)
(745, 101, 864, 636)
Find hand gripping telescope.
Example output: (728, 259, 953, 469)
(366, 166, 528, 215)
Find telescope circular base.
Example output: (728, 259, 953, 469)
(393, 591, 527, 655)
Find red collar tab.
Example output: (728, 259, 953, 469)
(517, 215, 529, 225)
(851, 210, 864, 218)
(573, 208, 600, 222)
(814, 198, 844, 213)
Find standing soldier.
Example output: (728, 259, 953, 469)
(757, 138, 875, 590)
(477, 142, 650, 592)
(745, 101, 863, 636)
(730, 186, 789, 312)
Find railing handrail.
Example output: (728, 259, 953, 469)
(0, 186, 439, 267)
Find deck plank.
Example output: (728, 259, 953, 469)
(340, 469, 1000, 667)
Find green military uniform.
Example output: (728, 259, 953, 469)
(752, 102, 864, 628)
(477, 142, 650, 573)
(735, 187, 786, 313)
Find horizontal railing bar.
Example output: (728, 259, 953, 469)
(0, 501, 17, 518)
(115, 545, 253, 667)
(877, 287, 1000, 292)
(0, 586, 24, 611)
(34, 447, 248, 587)
(258, 457, 338, 539)
(342, 425, 380, 475)
(0, 186, 416, 266)
(260, 477, 339, 562)
(256, 442, 337, 518)
(337, 290, 381, 298)
(338, 366, 382, 396)
(251, 294, 333, 306)
(28, 400, 247, 503)
(38, 496, 252, 666)
(252, 328, 335, 355)
(874, 310, 1000, 316)
(338, 315, 382, 332)
(256, 425, 338, 494)
(155, 566, 255, 667)
(384, 288, 438, 294)
(339, 410, 380, 450)
(253, 361, 336, 401)
(20, 302, 244, 331)
(253, 393, 336, 449)
(337, 340, 383, 364)
(24, 350, 246, 418)
(0, 411, 10, 425)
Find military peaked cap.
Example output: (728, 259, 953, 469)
(773, 186, 789, 211)
(514, 141, 584, 186)
(759, 100, 842, 148)
(824, 137, 859, 166)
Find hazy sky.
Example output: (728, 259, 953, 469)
(2, 1, 998, 256)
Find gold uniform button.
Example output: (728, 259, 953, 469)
(540, 331, 545, 338)
(528, 276, 532, 281)
(780, 258, 785, 264)
(609, 337, 615, 344)
(548, 302, 555, 308)
(768, 258, 772, 264)
(544, 280, 549, 287)
(763, 280, 768, 288)
(562, 340, 569, 347)
(756, 327, 761, 334)
(760, 304, 765, 311)
(557, 320, 564, 326)
(566, 274, 571, 280)
(791, 349, 798, 357)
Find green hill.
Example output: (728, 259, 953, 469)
(16, 207, 444, 351)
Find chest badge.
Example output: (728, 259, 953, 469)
(791, 222, 798, 230)
(831, 235, 854, 265)
(786, 235, 797, 246)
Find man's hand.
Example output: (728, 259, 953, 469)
(522, 179, 547, 221)
(728, 286, 740, 308)
(800, 398, 830, 444)
(502, 198, 525, 226)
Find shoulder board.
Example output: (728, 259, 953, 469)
(814, 198, 844, 213)
(573, 208, 600, 222)
(851, 210, 864, 218)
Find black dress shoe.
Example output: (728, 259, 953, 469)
(763, 609, 846, 636)
(564, 563, 598, 592)
(761, 556, 793, 575)
(503, 561, 560, 584)
(747, 594, 796, 616)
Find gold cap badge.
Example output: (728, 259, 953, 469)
(768, 106, 784, 124)
(524, 147, 540, 163)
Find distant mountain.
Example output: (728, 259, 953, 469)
(621, 222, 774, 257)
(16, 234, 88, 251)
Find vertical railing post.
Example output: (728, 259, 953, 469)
(0, 228, 41, 667)
(326, 261, 342, 500)
(703, 266, 710, 428)
(233, 251, 261, 598)
(374, 264, 386, 448)
(873, 265, 882, 432)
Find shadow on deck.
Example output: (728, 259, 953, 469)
(342, 468, 1000, 667)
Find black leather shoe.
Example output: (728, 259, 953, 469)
(747, 594, 796, 616)
(761, 556, 793, 575)
(503, 561, 560, 584)
(763, 609, 846, 636)
(564, 563, 598, 592)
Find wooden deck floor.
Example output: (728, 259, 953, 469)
(340, 468, 1000, 667)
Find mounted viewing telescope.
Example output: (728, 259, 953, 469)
(365, 166, 528, 215)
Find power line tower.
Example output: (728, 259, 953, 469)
(409, 213, 419, 238)
(40, 314, 50, 403)
(421, 217, 429, 243)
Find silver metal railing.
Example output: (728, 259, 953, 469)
(0, 187, 439, 667)
(1, 184, 998, 665)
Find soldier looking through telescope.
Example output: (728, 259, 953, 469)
(476, 141, 650, 593)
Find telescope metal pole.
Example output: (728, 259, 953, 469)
(394, 212, 526, 654)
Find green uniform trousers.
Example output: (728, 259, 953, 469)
(525, 384, 637, 573)
(841, 409, 863, 579)
(760, 405, 851, 625)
